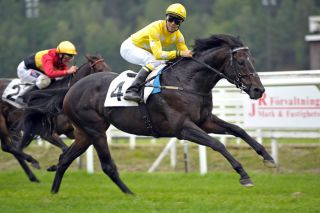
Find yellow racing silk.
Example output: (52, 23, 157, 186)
(34, 49, 49, 71)
(131, 20, 188, 60)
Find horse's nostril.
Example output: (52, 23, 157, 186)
(253, 87, 264, 94)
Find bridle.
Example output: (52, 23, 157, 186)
(89, 58, 105, 71)
(229, 47, 259, 90)
(67, 58, 105, 87)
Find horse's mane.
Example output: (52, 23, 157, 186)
(193, 34, 244, 54)
(166, 34, 244, 64)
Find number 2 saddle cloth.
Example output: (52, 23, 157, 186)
(2, 79, 32, 108)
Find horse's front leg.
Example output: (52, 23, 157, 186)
(179, 121, 254, 187)
(200, 114, 276, 168)
(51, 131, 90, 194)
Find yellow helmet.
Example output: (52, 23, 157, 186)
(56, 41, 77, 55)
(166, 3, 187, 20)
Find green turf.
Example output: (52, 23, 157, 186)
(0, 171, 319, 213)
(1, 140, 319, 212)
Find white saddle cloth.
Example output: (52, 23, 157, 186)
(104, 64, 165, 107)
(2, 79, 32, 108)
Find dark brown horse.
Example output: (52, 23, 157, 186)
(26, 35, 276, 194)
(0, 55, 110, 182)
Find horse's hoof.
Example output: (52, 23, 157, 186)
(30, 177, 40, 183)
(51, 190, 58, 194)
(126, 192, 135, 196)
(47, 165, 57, 172)
(263, 159, 277, 168)
(240, 178, 254, 187)
(31, 162, 41, 169)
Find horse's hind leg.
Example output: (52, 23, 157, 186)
(51, 129, 91, 193)
(180, 121, 253, 186)
(93, 131, 134, 195)
(17, 133, 34, 150)
(0, 116, 40, 169)
(41, 133, 68, 152)
(14, 155, 39, 182)
(1, 138, 41, 169)
(200, 114, 276, 168)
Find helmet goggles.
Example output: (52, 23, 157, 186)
(166, 14, 183, 25)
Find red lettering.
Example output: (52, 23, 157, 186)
(258, 93, 267, 106)
(248, 103, 255, 116)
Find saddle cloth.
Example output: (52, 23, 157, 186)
(104, 64, 165, 107)
(2, 79, 32, 108)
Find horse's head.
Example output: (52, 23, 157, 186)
(193, 35, 265, 100)
(224, 45, 264, 99)
(85, 54, 112, 73)
(69, 54, 111, 85)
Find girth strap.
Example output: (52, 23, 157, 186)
(138, 103, 159, 138)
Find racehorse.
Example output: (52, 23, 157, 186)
(0, 54, 110, 182)
(26, 34, 276, 194)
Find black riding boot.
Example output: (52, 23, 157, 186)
(124, 67, 149, 102)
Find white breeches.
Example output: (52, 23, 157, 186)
(120, 37, 165, 70)
(17, 61, 51, 89)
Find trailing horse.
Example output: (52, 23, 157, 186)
(26, 35, 276, 194)
(0, 54, 110, 182)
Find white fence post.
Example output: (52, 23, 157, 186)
(86, 145, 94, 174)
(199, 145, 207, 175)
(256, 129, 263, 144)
(129, 134, 136, 149)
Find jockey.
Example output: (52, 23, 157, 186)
(17, 41, 78, 89)
(120, 3, 193, 102)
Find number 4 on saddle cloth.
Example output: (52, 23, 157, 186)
(104, 64, 166, 107)
(2, 79, 34, 108)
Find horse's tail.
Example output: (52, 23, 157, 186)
(20, 88, 69, 137)
(23, 88, 69, 114)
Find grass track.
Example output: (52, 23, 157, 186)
(0, 170, 319, 213)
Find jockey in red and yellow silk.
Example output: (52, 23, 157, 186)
(17, 41, 78, 89)
(120, 3, 193, 102)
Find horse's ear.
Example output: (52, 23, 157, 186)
(85, 54, 93, 62)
